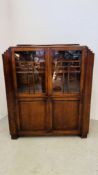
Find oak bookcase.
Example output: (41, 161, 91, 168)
(2, 44, 94, 139)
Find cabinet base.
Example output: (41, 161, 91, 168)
(10, 131, 88, 139)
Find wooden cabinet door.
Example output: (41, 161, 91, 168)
(49, 47, 85, 131)
(11, 47, 49, 131)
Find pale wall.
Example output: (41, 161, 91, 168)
(0, 0, 11, 119)
(0, 0, 98, 119)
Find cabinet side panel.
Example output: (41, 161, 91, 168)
(81, 49, 94, 137)
(2, 50, 18, 137)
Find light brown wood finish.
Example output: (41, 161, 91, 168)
(2, 45, 94, 139)
(19, 100, 46, 130)
(52, 99, 79, 130)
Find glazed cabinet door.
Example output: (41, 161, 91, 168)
(49, 47, 85, 132)
(12, 48, 47, 95)
(11, 47, 48, 132)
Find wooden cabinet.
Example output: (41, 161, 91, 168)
(2, 44, 94, 138)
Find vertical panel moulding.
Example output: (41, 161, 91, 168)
(79, 47, 87, 134)
(15, 99, 21, 132)
(45, 48, 52, 131)
(3, 49, 18, 138)
(45, 48, 49, 96)
(11, 48, 18, 95)
(11, 48, 20, 134)
(45, 97, 52, 132)
(48, 48, 52, 96)
(81, 49, 94, 137)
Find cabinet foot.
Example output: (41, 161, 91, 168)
(11, 135, 18, 139)
(80, 133, 87, 138)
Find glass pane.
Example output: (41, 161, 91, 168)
(52, 50, 82, 93)
(15, 50, 45, 93)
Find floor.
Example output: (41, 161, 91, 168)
(0, 117, 98, 175)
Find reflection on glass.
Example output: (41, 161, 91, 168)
(52, 50, 82, 93)
(15, 50, 45, 93)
